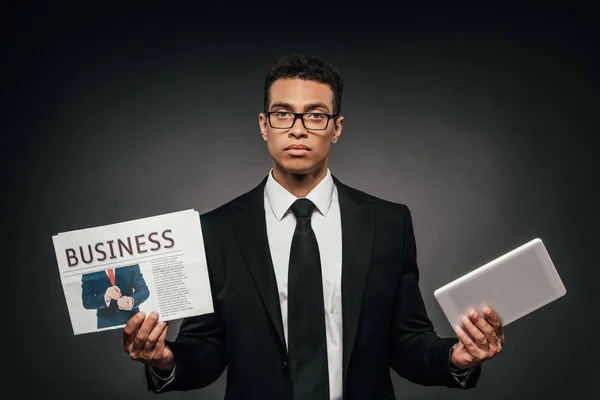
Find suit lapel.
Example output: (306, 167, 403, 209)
(333, 176, 374, 387)
(231, 177, 287, 354)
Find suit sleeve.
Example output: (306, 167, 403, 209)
(389, 205, 481, 388)
(81, 274, 109, 309)
(145, 213, 227, 393)
(129, 264, 149, 307)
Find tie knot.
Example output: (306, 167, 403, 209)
(290, 198, 315, 218)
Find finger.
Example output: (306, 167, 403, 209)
(152, 324, 169, 361)
(144, 322, 168, 352)
(461, 315, 488, 348)
(123, 312, 146, 350)
(132, 311, 160, 352)
(468, 309, 498, 345)
(154, 322, 169, 351)
(483, 306, 504, 344)
(454, 324, 478, 355)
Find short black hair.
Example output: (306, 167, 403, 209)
(263, 53, 344, 114)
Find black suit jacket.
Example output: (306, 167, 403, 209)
(146, 175, 481, 399)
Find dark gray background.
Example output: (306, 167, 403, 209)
(4, 3, 598, 399)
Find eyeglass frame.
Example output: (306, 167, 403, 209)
(264, 111, 340, 130)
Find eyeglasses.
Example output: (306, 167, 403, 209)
(265, 111, 339, 130)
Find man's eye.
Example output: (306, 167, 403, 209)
(307, 113, 325, 119)
(275, 112, 291, 118)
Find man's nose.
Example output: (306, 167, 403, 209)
(289, 116, 307, 137)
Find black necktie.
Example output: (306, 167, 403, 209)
(287, 198, 329, 400)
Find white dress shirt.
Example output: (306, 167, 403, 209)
(264, 168, 343, 400)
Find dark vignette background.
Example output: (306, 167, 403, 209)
(3, 3, 598, 399)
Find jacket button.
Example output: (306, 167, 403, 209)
(281, 361, 288, 371)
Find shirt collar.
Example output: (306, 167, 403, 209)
(265, 168, 335, 221)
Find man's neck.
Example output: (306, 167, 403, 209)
(271, 162, 328, 198)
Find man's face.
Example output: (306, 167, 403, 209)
(259, 78, 343, 175)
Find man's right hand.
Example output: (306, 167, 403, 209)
(104, 285, 121, 303)
(123, 311, 174, 372)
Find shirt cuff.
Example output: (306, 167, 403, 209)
(148, 365, 176, 392)
(452, 369, 473, 387)
(448, 344, 474, 387)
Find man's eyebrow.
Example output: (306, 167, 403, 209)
(268, 102, 332, 113)
(304, 103, 331, 113)
(269, 102, 294, 111)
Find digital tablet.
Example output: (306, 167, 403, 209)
(433, 238, 566, 331)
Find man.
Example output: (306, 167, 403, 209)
(82, 263, 149, 329)
(122, 54, 504, 399)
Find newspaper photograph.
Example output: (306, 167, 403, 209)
(52, 209, 214, 335)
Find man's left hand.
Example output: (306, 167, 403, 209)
(451, 305, 504, 370)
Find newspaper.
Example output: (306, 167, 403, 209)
(52, 209, 214, 335)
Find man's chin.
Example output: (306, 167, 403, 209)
(278, 160, 317, 175)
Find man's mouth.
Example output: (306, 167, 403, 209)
(285, 145, 310, 156)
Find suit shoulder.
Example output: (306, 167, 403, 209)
(81, 270, 102, 280)
(198, 179, 265, 224)
(199, 198, 237, 222)
(338, 183, 415, 238)
(338, 181, 409, 214)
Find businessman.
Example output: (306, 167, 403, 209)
(82, 263, 150, 329)
(122, 54, 504, 399)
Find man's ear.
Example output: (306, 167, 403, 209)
(332, 115, 344, 143)
(259, 113, 268, 141)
